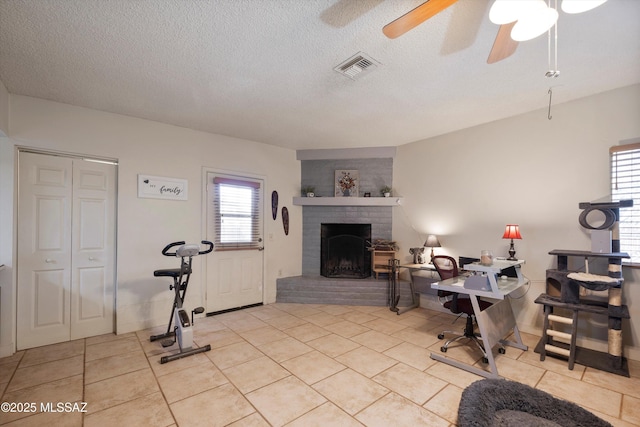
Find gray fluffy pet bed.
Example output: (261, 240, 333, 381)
(458, 379, 612, 427)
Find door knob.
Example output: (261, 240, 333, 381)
(89, 257, 96, 261)
(45, 258, 54, 263)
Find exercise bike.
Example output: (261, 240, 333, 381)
(150, 240, 214, 364)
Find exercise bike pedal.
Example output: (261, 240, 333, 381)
(161, 339, 175, 348)
(191, 307, 205, 324)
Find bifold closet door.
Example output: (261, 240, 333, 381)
(17, 152, 115, 350)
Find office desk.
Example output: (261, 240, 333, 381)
(430, 260, 528, 379)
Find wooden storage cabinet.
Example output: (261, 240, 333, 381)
(372, 250, 395, 279)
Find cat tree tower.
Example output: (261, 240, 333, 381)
(535, 198, 633, 376)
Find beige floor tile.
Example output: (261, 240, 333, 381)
(85, 332, 136, 346)
(170, 383, 255, 427)
(220, 315, 268, 333)
(322, 304, 358, 316)
(361, 317, 408, 335)
(373, 363, 448, 405)
(84, 336, 142, 362)
(6, 355, 84, 392)
(425, 362, 483, 390)
(313, 369, 389, 415)
(246, 376, 326, 426)
(423, 383, 463, 425)
(516, 348, 586, 380)
(537, 371, 622, 418)
(84, 391, 173, 427)
(383, 341, 438, 371)
(286, 401, 364, 427)
(394, 327, 441, 349)
(223, 356, 290, 393)
(281, 350, 346, 385)
(622, 394, 640, 425)
(323, 320, 371, 338)
(355, 392, 450, 427)
(583, 366, 640, 400)
(336, 346, 398, 378)
(1, 410, 82, 426)
(84, 349, 149, 384)
(198, 328, 245, 349)
(350, 330, 403, 352)
(257, 337, 313, 362)
(0, 351, 24, 366)
(0, 360, 18, 384)
(207, 341, 264, 370)
(246, 306, 288, 320)
(227, 412, 270, 426)
(84, 368, 159, 413)
(304, 312, 343, 327)
(19, 340, 85, 368)
(307, 334, 361, 358)
(339, 311, 379, 325)
(239, 326, 289, 346)
(148, 350, 211, 377)
(427, 339, 484, 367)
(284, 323, 332, 342)
(262, 314, 308, 330)
(280, 305, 323, 318)
(489, 355, 545, 387)
(157, 362, 228, 403)
(0, 374, 83, 424)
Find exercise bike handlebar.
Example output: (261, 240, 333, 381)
(161, 240, 214, 257)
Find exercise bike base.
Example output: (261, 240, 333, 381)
(150, 331, 174, 342)
(160, 344, 212, 364)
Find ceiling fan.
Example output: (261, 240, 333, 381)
(382, 0, 607, 64)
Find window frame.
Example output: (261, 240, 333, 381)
(610, 142, 640, 267)
(212, 176, 262, 251)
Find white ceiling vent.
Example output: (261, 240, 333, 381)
(334, 52, 380, 80)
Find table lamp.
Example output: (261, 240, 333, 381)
(502, 225, 522, 260)
(424, 234, 441, 260)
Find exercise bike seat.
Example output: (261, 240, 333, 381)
(153, 267, 191, 278)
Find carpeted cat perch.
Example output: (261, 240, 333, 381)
(458, 379, 612, 427)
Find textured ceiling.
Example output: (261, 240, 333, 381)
(1, 0, 639, 150)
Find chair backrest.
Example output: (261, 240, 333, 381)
(432, 255, 459, 280)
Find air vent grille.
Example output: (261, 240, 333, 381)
(334, 52, 380, 80)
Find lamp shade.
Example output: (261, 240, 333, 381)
(561, 0, 607, 14)
(511, 1, 558, 41)
(424, 234, 441, 248)
(502, 225, 522, 240)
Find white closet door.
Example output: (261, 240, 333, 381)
(17, 152, 116, 349)
(17, 153, 73, 349)
(70, 159, 116, 339)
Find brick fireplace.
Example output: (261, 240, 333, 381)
(321, 223, 372, 278)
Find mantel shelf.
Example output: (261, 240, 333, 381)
(293, 196, 402, 207)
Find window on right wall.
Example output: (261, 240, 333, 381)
(611, 142, 640, 265)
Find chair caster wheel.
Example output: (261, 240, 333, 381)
(440, 346, 447, 353)
(482, 357, 489, 364)
(499, 347, 506, 354)
(438, 333, 444, 339)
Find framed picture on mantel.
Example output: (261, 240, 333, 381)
(335, 170, 359, 197)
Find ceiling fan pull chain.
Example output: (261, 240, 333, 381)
(548, 88, 553, 120)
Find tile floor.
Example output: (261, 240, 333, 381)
(1, 303, 639, 426)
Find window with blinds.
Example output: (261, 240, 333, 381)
(213, 177, 262, 250)
(611, 143, 640, 265)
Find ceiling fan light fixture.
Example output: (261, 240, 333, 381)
(489, 0, 523, 25)
(511, 3, 558, 41)
(561, 0, 607, 14)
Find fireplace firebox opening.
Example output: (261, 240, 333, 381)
(321, 223, 372, 278)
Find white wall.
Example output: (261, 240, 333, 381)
(0, 79, 8, 136)
(0, 95, 302, 355)
(393, 84, 640, 360)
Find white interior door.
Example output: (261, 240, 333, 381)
(206, 172, 264, 312)
(70, 159, 116, 339)
(17, 153, 73, 349)
(17, 152, 116, 349)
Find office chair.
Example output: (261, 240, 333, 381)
(432, 255, 503, 362)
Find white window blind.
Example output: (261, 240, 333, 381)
(213, 177, 261, 250)
(611, 143, 640, 264)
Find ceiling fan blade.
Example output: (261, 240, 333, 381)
(487, 22, 519, 64)
(383, 0, 459, 39)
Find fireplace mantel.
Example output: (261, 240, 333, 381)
(293, 197, 402, 206)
